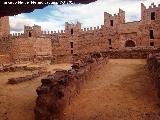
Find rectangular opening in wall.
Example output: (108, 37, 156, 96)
(71, 29, 73, 35)
(108, 39, 112, 45)
(110, 20, 113, 26)
(70, 42, 73, 48)
(151, 12, 155, 20)
(109, 47, 112, 49)
(150, 42, 154, 47)
(29, 32, 31, 37)
(150, 30, 154, 39)
(71, 50, 73, 54)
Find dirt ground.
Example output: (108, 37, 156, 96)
(0, 63, 71, 120)
(63, 59, 160, 120)
(0, 60, 160, 120)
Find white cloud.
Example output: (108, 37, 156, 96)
(10, 14, 64, 33)
(9, 0, 160, 33)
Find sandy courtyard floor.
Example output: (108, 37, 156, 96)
(0, 60, 160, 120)
(63, 59, 160, 120)
(0, 63, 71, 120)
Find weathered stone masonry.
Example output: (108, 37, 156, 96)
(147, 53, 160, 97)
(0, 3, 160, 64)
(35, 53, 109, 120)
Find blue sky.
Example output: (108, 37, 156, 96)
(10, 0, 160, 33)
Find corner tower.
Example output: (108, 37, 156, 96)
(0, 16, 10, 37)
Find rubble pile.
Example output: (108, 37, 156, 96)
(8, 69, 51, 84)
(34, 53, 108, 120)
(147, 53, 160, 97)
(0, 65, 42, 72)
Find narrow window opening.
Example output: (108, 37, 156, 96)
(109, 47, 112, 49)
(71, 29, 73, 35)
(70, 42, 73, 48)
(110, 20, 113, 26)
(71, 50, 73, 54)
(151, 12, 155, 20)
(150, 30, 154, 39)
(150, 42, 154, 46)
(29, 32, 32, 37)
(108, 39, 112, 45)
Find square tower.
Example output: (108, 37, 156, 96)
(104, 9, 125, 28)
(141, 3, 160, 22)
(0, 16, 10, 37)
(65, 21, 81, 35)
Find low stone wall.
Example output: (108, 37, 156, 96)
(147, 53, 160, 97)
(0, 65, 43, 72)
(8, 69, 51, 84)
(51, 48, 160, 65)
(105, 48, 159, 59)
(51, 55, 73, 64)
(34, 53, 109, 120)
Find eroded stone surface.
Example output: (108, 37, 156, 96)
(147, 53, 160, 97)
(34, 53, 108, 120)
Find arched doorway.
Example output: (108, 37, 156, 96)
(125, 40, 136, 47)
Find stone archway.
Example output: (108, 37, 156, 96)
(125, 40, 136, 47)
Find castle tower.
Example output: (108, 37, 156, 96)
(65, 21, 81, 35)
(141, 2, 160, 22)
(0, 16, 10, 37)
(32, 24, 41, 37)
(24, 25, 32, 37)
(141, 3, 146, 20)
(24, 24, 41, 37)
(104, 9, 125, 28)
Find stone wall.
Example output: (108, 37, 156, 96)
(0, 37, 12, 64)
(0, 16, 10, 37)
(11, 37, 52, 63)
(0, 54, 11, 64)
(34, 53, 109, 120)
(0, 3, 160, 64)
(147, 53, 160, 97)
(104, 48, 160, 59)
(8, 3, 159, 60)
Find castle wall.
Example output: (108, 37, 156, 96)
(51, 26, 107, 56)
(11, 37, 52, 63)
(0, 3, 160, 64)
(0, 37, 12, 64)
(0, 54, 12, 64)
(33, 38, 52, 56)
(0, 16, 10, 38)
(12, 38, 35, 62)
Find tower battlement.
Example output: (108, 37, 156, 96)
(104, 8, 125, 28)
(141, 2, 160, 21)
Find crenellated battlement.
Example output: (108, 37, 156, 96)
(9, 2, 160, 39)
(148, 3, 159, 9)
(11, 33, 24, 38)
(41, 30, 64, 35)
(141, 2, 160, 10)
(141, 2, 160, 21)
(80, 25, 103, 33)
